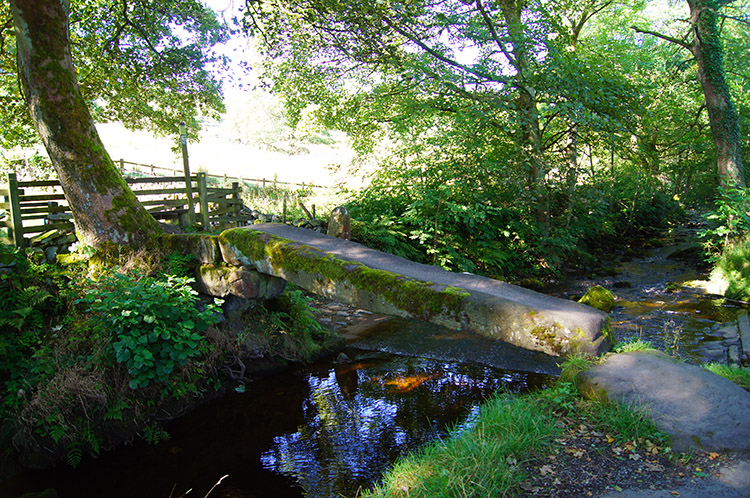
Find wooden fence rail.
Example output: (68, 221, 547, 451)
(0, 172, 252, 248)
(118, 159, 328, 190)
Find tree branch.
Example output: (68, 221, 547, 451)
(382, 16, 504, 84)
(475, 0, 516, 67)
(631, 25, 692, 51)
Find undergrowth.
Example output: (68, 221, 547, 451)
(0, 248, 334, 470)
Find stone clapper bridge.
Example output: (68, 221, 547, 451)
(167, 224, 613, 357)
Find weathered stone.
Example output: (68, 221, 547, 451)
(221, 295, 259, 322)
(44, 246, 57, 264)
(720, 323, 739, 340)
(578, 285, 615, 313)
(327, 206, 350, 240)
(218, 224, 612, 357)
(728, 344, 740, 364)
(738, 311, 750, 359)
(198, 263, 286, 300)
(160, 233, 221, 264)
(579, 351, 750, 452)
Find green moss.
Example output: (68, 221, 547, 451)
(578, 285, 615, 313)
(219, 228, 470, 321)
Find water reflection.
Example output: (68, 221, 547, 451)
(261, 354, 540, 498)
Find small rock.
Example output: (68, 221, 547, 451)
(327, 206, 351, 240)
(579, 285, 616, 313)
(334, 352, 352, 364)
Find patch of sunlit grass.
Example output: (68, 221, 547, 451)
(363, 395, 560, 498)
(703, 363, 750, 389)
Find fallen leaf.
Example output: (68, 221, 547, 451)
(606, 434, 615, 444)
(644, 463, 665, 472)
(612, 447, 623, 456)
(708, 452, 720, 460)
(628, 453, 641, 461)
(670, 492, 680, 497)
(613, 485, 623, 492)
(565, 447, 586, 458)
(539, 464, 556, 477)
(520, 482, 542, 493)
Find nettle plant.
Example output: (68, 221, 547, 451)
(80, 271, 220, 389)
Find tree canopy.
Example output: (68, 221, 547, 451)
(242, 0, 749, 276)
(1, 0, 229, 150)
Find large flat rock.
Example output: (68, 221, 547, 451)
(217, 224, 612, 356)
(579, 351, 750, 452)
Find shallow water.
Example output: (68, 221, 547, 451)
(1, 351, 547, 498)
(548, 226, 747, 364)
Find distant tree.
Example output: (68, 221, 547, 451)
(634, 0, 746, 187)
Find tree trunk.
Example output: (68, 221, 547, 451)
(10, 0, 162, 249)
(498, 0, 549, 227)
(688, 0, 745, 188)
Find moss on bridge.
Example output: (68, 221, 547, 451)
(218, 228, 471, 322)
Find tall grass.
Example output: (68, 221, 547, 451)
(364, 394, 560, 498)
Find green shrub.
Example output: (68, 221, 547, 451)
(711, 235, 750, 301)
(699, 184, 750, 258)
(79, 272, 220, 389)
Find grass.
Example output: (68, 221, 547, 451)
(364, 394, 560, 498)
(703, 363, 750, 389)
(363, 351, 670, 498)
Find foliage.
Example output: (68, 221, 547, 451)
(699, 184, 750, 258)
(163, 251, 197, 279)
(703, 363, 750, 390)
(710, 235, 750, 301)
(244, 289, 332, 363)
(0, 0, 229, 149)
(613, 338, 657, 354)
(79, 272, 220, 389)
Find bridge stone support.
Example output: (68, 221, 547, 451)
(214, 224, 614, 357)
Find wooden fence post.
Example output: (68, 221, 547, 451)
(179, 123, 196, 226)
(7, 173, 25, 248)
(231, 182, 240, 227)
(198, 172, 210, 230)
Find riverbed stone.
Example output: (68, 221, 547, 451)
(738, 311, 750, 360)
(578, 285, 615, 313)
(578, 351, 750, 452)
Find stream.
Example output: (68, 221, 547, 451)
(2, 225, 746, 498)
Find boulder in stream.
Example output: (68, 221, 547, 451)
(578, 350, 750, 452)
(578, 285, 615, 313)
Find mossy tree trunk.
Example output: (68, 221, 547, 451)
(10, 0, 163, 249)
(688, 0, 745, 188)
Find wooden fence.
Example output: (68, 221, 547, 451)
(118, 159, 327, 190)
(0, 172, 252, 248)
